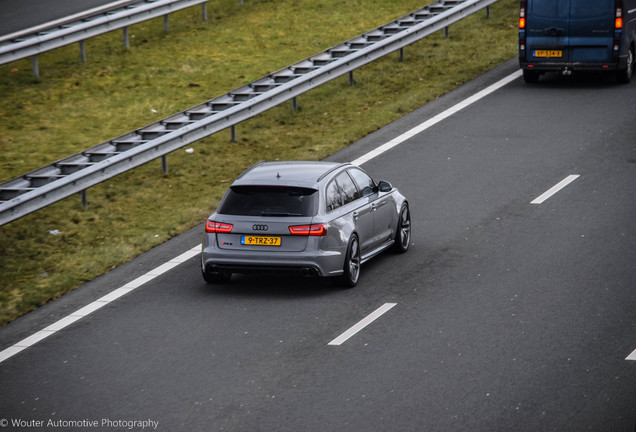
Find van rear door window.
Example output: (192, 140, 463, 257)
(570, 0, 613, 19)
(530, 0, 569, 18)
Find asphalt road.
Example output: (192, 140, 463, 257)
(1, 59, 636, 431)
(0, 0, 121, 36)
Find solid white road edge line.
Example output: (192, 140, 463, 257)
(328, 303, 397, 346)
(0, 69, 523, 364)
(351, 69, 523, 166)
(626, 350, 636, 361)
(0, 245, 202, 364)
(531, 175, 580, 204)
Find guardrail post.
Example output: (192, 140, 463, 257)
(164, 15, 170, 33)
(349, 71, 355, 86)
(399, 47, 404, 61)
(161, 155, 168, 174)
(31, 56, 40, 78)
(231, 126, 237, 142)
(81, 190, 88, 208)
(486, 6, 490, 18)
(79, 40, 87, 62)
(444, 26, 449, 39)
(292, 97, 298, 112)
(202, 3, 208, 21)
(123, 27, 130, 49)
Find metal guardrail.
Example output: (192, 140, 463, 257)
(0, 0, 498, 226)
(0, 0, 214, 76)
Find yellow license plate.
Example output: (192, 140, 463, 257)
(241, 235, 281, 246)
(534, 50, 562, 58)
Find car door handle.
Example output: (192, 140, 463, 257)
(353, 211, 359, 220)
(544, 27, 565, 36)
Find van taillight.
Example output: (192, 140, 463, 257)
(205, 221, 234, 233)
(519, 1, 527, 29)
(289, 224, 327, 236)
(615, 17, 623, 29)
(616, 2, 624, 29)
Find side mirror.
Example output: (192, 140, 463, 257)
(378, 180, 393, 192)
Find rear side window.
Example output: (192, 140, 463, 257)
(336, 173, 360, 205)
(326, 172, 363, 213)
(218, 186, 318, 216)
(326, 181, 342, 212)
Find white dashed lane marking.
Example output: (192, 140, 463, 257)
(328, 303, 397, 346)
(531, 175, 580, 205)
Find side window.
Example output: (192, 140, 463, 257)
(326, 180, 342, 212)
(348, 168, 376, 197)
(336, 173, 360, 206)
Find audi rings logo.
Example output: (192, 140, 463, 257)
(252, 224, 269, 231)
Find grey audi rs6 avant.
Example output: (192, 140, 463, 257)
(201, 161, 411, 287)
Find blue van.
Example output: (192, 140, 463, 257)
(519, 0, 636, 83)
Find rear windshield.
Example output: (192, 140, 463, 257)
(530, 0, 612, 18)
(218, 186, 319, 217)
(530, 1, 565, 18)
(570, 0, 613, 18)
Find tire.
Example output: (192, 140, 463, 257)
(202, 268, 231, 284)
(617, 46, 634, 84)
(393, 203, 411, 254)
(338, 235, 361, 288)
(523, 69, 539, 84)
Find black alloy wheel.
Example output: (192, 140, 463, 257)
(393, 204, 411, 253)
(339, 235, 360, 288)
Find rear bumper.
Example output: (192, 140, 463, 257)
(520, 51, 629, 72)
(204, 262, 321, 277)
(520, 61, 620, 72)
(201, 244, 344, 278)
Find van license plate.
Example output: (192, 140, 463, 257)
(241, 235, 281, 246)
(534, 50, 562, 58)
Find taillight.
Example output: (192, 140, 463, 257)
(616, 17, 623, 29)
(205, 220, 234, 233)
(519, 1, 527, 29)
(289, 224, 327, 236)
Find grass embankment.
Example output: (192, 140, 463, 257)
(0, 0, 518, 326)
